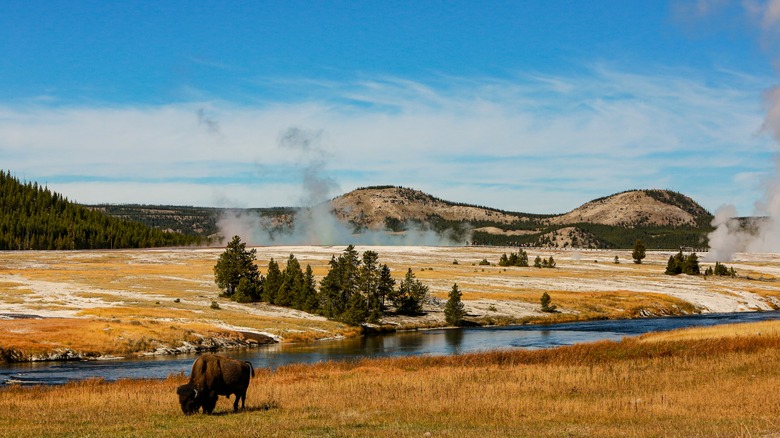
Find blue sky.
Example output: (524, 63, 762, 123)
(2, 1, 780, 215)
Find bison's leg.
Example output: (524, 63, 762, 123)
(202, 392, 218, 414)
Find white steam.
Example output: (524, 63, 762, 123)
(707, 121, 780, 260)
(216, 126, 470, 246)
(704, 1, 780, 261)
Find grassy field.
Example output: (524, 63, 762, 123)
(1, 246, 780, 360)
(1, 320, 779, 437)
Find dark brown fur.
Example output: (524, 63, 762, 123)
(176, 354, 254, 414)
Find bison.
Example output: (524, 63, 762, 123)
(176, 354, 254, 415)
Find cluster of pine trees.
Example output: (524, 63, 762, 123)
(214, 238, 433, 326)
(704, 262, 737, 277)
(496, 250, 555, 268)
(0, 170, 202, 250)
(498, 250, 529, 267)
(664, 251, 700, 275)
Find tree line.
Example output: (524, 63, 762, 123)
(214, 237, 466, 326)
(0, 170, 203, 250)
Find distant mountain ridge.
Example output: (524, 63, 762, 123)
(90, 185, 713, 249)
(325, 186, 712, 249)
(330, 185, 711, 228)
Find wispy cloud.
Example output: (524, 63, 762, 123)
(0, 65, 774, 214)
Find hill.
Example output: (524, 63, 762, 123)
(329, 186, 529, 229)
(548, 190, 710, 228)
(0, 171, 203, 250)
(329, 186, 713, 249)
(91, 185, 713, 250)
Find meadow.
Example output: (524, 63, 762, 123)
(1, 246, 780, 360)
(0, 320, 779, 437)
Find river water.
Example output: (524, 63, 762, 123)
(2, 311, 780, 386)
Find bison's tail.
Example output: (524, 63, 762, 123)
(246, 361, 254, 378)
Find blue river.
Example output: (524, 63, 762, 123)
(2, 310, 779, 386)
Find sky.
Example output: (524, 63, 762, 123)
(2, 1, 780, 216)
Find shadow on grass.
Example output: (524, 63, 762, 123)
(207, 400, 280, 416)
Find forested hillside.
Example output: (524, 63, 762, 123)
(0, 171, 203, 250)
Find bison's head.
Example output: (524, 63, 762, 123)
(176, 384, 202, 415)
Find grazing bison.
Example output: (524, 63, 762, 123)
(176, 354, 254, 415)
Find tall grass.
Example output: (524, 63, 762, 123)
(1, 321, 780, 437)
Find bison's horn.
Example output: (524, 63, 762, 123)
(193, 389, 199, 398)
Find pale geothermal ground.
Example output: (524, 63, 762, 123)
(0, 246, 779, 356)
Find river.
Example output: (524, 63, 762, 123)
(2, 311, 780, 386)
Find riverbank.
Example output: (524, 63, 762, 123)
(1, 246, 779, 363)
(1, 320, 779, 437)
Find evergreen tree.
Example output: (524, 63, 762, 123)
(498, 253, 510, 267)
(518, 249, 529, 267)
(632, 240, 646, 264)
(213, 235, 259, 298)
(298, 265, 319, 313)
(540, 292, 557, 312)
(534, 255, 542, 268)
(360, 250, 382, 322)
(233, 276, 261, 303)
(665, 251, 685, 275)
(444, 283, 466, 326)
(341, 291, 369, 326)
(713, 261, 736, 277)
(277, 254, 303, 307)
(378, 264, 395, 310)
(394, 268, 428, 315)
(547, 256, 556, 268)
(262, 258, 282, 303)
(682, 253, 700, 275)
(319, 246, 362, 321)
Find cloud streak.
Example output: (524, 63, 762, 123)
(0, 66, 774, 215)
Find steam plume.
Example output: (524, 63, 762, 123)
(705, 1, 780, 260)
(216, 126, 469, 246)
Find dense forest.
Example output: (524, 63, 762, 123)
(0, 171, 203, 250)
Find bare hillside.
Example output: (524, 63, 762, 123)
(547, 190, 709, 227)
(330, 186, 524, 229)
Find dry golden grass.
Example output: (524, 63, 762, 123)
(0, 318, 234, 358)
(1, 322, 780, 436)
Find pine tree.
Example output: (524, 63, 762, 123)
(319, 246, 362, 321)
(298, 265, 319, 313)
(394, 268, 428, 315)
(444, 283, 466, 326)
(233, 277, 261, 303)
(665, 251, 684, 275)
(277, 254, 303, 307)
(262, 258, 282, 303)
(632, 240, 646, 264)
(682, 253, 700, 275)
(360, 250, 382, 322)
(540, 292, 557, 312)
(213, 235, 259, 298)
(378, 264, 395, 310)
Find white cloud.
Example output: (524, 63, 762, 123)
(0, 66, 775, 215)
